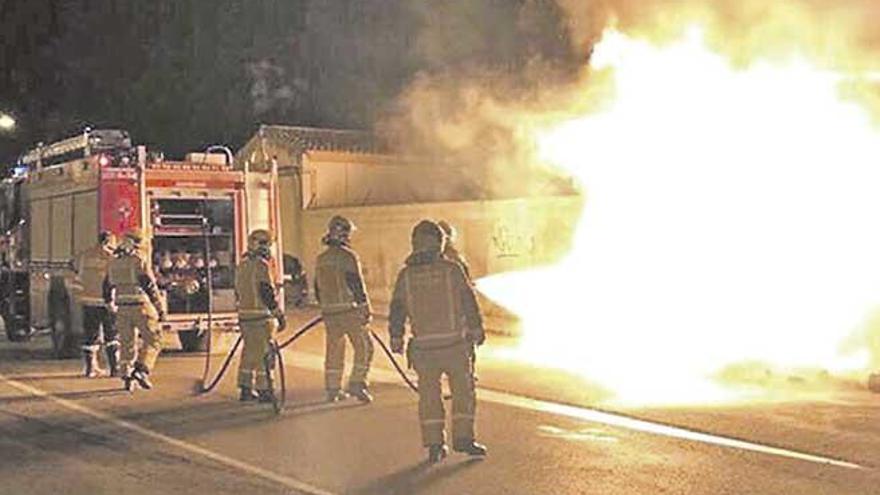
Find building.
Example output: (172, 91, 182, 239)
(236, 125, 583, 331)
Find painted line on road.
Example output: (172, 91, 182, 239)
(286, 350, 864, 470)
(0, 372, 338, 495)
(478, 389, 864, 470)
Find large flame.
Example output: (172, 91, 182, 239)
(478, 26, 880, 406)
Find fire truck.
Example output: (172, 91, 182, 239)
(0, 129, 283, 356)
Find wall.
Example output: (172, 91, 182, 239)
(237, 126, 584, 333)
(286, 195, 584, 333)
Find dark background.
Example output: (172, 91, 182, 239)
(0, 0, 582, 167)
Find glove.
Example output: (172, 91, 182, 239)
(390, 335, 404, 354)
(467, 330, 485, 347)
(360, 306, 372, 326)
(274, 311, 287, 332)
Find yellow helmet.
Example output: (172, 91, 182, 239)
(98, 231, 116, 249)
(119, 228, 145, 252)
(437, 220, 456, 242)
(411, 220, 445, 253)
(247, 229, 274, 255)
(324, 215, 355, 245)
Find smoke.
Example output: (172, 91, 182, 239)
(383, 0, 880, 169)
(556, 0, 880, 71)
(378, 1, 590, 199)
(379, 0, 880, 396)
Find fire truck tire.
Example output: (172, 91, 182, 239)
(178, 330, 208, 353)
(3, 322, 30, 342)
(49, 290, 77, 359)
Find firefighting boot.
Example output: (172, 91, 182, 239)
(122, 374, 135, 392)
(239, 387, 259, 402)
(326, 389, 350, 403)
(82, 350, 104, 378)
(257, 389, 277, 404)
(453, 440, 488, 457)
(348, 383, 373, 404)
(427, 444, 449, 464)
(131, 363, 153, 390)
(105, 345, 120, 377)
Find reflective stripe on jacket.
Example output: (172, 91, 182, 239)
(235, 255, 277, 315)
(107, 253, 158, 307)
(75, 244, 113, 306)
(315, 245, 370, 315)
(389, 257, 482, 349)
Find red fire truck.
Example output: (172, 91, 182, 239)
(0, 129, 283, 356)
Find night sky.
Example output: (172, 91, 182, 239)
(0, 0, 580, 168)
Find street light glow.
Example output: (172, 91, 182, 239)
(0, 113, 15, 130)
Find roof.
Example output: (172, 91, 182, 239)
(256, 125, 388, 155)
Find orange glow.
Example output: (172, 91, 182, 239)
(478, 26, 880, 406)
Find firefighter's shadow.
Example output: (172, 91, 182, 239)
(130, 393, 368, 437)
(353, 458, 483, 495)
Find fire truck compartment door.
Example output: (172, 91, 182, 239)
(99, 168, 142, 237)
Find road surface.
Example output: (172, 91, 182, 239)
(0, 311, 878, 494)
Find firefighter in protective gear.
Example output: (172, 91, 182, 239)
(235, 229, 285, 403)
(106, 228, 166, 392)
(437, 220, 471, 281)
(315, 215, 374, 403)
(389, 220, 487, 463)
(439, 219, 478, 376)
(74, 231, 119, 377)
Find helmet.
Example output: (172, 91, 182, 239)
(324, 215, 356, 245)
(411, 220, 445, 253)
(119, 228, 145, 252)
(98, 231, 116, 249)
(437, 220, 456, 242)
(247, 229, 274, 258)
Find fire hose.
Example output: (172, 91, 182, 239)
(198, 315, 324, 394)
(369, 330, 420, 394)
(369, 330, 459, 401)
(199, 315, 454, 404)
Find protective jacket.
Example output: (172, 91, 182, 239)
(443, 244, 471, 282)
(389, 251, 483, 350)
(235, 252, 280, 392)
(315, 243, 370, 316)
(235, 254, 280, 319)
(106, 252, 163, 313)
(75, 244, 114, 307)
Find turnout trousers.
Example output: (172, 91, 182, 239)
(412, 341, 476, 447)
(81, 305, 118, 351)
(117, 303, 161, 376)
(323, 310, 373, 392)
(237, 317, 277, 391)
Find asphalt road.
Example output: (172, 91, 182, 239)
(1, 312, 878, 495)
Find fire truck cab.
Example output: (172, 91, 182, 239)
(0, 129, 282, 356)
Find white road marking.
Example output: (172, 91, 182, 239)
(0, 372, 337, 495)
(288, 350, 864, 470)
(538, 425, 619, 443)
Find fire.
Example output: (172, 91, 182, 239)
(478, 26, 880, 405)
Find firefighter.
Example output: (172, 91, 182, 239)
(437, 220, 471, 281)
(388, 220, 487, 463)
(235, 229, 286, 403)
(438, 220, 478, 374)
(74, 231, 118, 377)
(315, 215, 374, 403)
(106, 228, 166, 392)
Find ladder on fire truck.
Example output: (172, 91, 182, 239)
(19, 128, 130, 169)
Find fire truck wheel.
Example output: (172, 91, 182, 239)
(178, 330, 208, 353)
(3, 323, 30, 342)
(49, 292, 76, 359)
